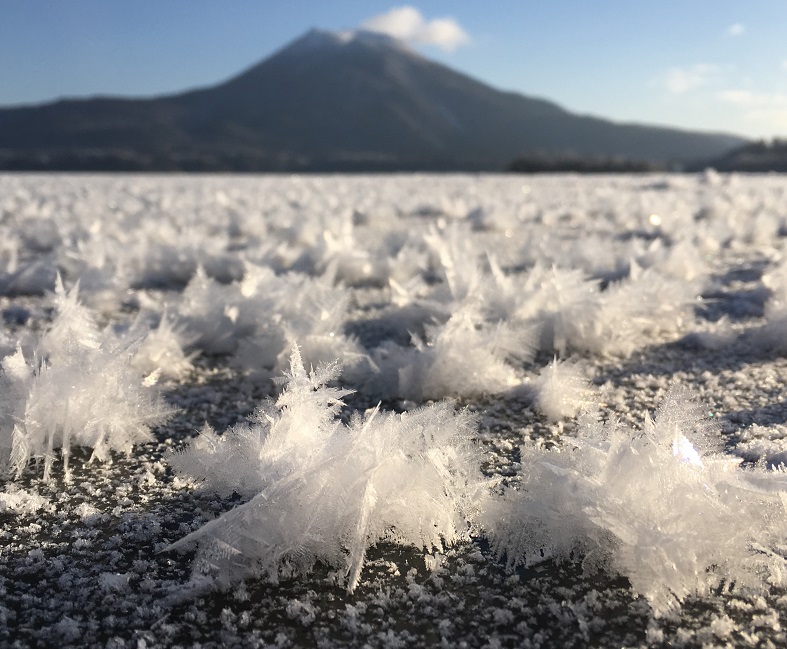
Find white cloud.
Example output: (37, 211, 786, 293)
(664, 64, 719, 94)
(361, 6, 470, 52)
(727, 23, 745, 37)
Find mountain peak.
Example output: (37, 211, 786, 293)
(285, 28, 412, 56)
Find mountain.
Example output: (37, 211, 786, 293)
(0, 29, 747, 172)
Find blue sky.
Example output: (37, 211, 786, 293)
(3, 1, 787, 139)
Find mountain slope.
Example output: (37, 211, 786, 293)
(0, 29, 746, 171)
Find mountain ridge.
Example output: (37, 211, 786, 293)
(0, 29, 747, 171)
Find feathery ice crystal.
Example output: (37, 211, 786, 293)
(531, 357, 592, 422)
(169, 345, 488, 593)
(0, 279, 174, 479)
(483, 388, 787, 616)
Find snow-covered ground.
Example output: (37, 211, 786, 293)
(3, 172, 787, 647)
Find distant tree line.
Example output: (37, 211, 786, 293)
(12, 145, 787, 174)
(0, 148, 299, 173)
(0, 148, 505, 173)
(507, 154, 664, 174)
(693, 139, 787, 173)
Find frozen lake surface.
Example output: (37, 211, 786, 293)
(3, 172, 787, 647)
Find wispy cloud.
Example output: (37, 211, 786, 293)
(361, 6, 470, 52)
(726, 23, 745, 37)
(664, 64, 719, 94)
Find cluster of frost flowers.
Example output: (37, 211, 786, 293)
(170, 346, 488, 593)
(0, 174, 725, 410)
(5, 174, 787, 621)
(166, 368, 787, 615)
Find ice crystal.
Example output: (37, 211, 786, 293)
(531, 358, 592, 422)
(129, 314, 197, 381)
(356, 301, 536, 401)
(0, 281, 174, 479)
(169, 345, 488, 593)
(483, 388, 787, 616)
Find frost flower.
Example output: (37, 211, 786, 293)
(483, 388, 787, 616)
(0, 280, 174, 479)
(530, 357, 592, 422)
(169, 345, 488, 593)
